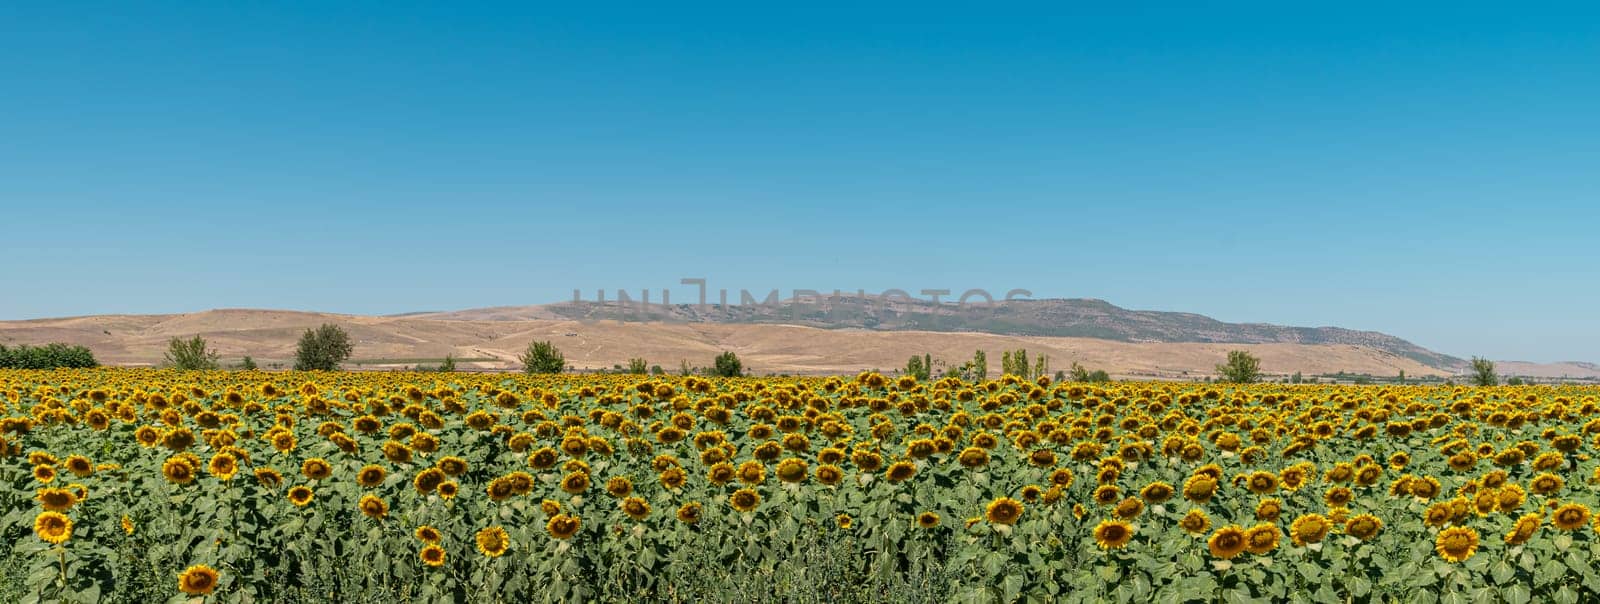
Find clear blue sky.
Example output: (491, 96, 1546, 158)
(2, 2, 1596, 362)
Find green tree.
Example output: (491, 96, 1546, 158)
(1215, 350, 1262, 384)
(438, 354, 457, 372)
(238, 356, 258, 371)
(1032, 354, 1048, 381)
(1469, 357, 1497, 387)
(0, 343, 98, 369)
(293, 324, 354, 371)
(972, 350, 987, 381)
(627, 358, 649, 374)
(1506, 376, 1525, 386)
(905, 354, 930, 381)
(519, 341, 566, 374)
(650, 364, 664, 375)
(1001, 349, 1030, 379)
(164, 335, 219, 370)
(712, 351, 743, 377)
(1068, 362, 1110, 383)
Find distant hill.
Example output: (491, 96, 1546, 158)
(8, 298, 1571, 378)
(426, 297, 1466, 372)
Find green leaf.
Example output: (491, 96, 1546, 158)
(1490, 561, 1515, 585)
(1501, 584, 1531, 604)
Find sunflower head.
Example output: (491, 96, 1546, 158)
(1208, 525, 1247, 559)
(546, 514, 581, 540)
(1289, 514, 1331, 546)
(1180, 509, 1211, 535)
(177, 564, 220, 595)
(392, 516, 432, 540)
(1243, 524, 1280, 555)
(916, 511, 940, 529)
(1435, 526, 1479, 563)
(729, 488, 762, 513)
(677, 502, 703, 524)
(1553, 502, 1591, 531)
(1093, 519, 1135, 549)
(419, 544, 447, 567)
(476, 525, 510, 556)
(33, 511, 72, 544)
(985, 497, 1024, 525)
(287, 485, 315, 507)
(1345, 514, 1382, 541)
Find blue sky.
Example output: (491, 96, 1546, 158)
(1, 2, 1596, 362)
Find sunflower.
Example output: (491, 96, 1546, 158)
(1246, 471, 1277, 495)
(1324, 486, 1353, 507)
(775, 458, 809, 483)
(836, 514, 854, 529)
(916, 511, 941, 528)
(620, 496, 651, 521)
(1093, 485, 1121, 506)
(1289, 514, 1331, 546)
(1504, 513, 1540, 545)
(816, 464, 845, 486)
(527, 448, 559, 470)
(419, 544, 447, 567)
(486, 477, 515, 502)
(1530, 473, 1564, 496)
(1208, 525, 1247, 559)
(677, 502, 703, 524)
(560, 471, 590, 495)
(301, 458, 332, 481)
(606, 476, 634, 498)
(1345, 514, 1382, 541)
(31, 464, 55, 484)
(958, 447, 990, 468)
(33, 511, 72, 544)
(1254, 498, 1283, 523)
(1410, 476, 1442, 500)
(161, 457, 195, 485)
(1435, 526, 1479, 563)
(438, 481, 459, 499)
(1182, 475, 1217, 504)
(36, 488, 77, 512)
(177, 564, 220, 595)
(546, 514, 581, 539)
(287, 485, 315, 506)
(121, 515, 134, 535)
(1139, 481, 1174, 504)
(64, 455, 93, 477)
(1552, 502, 1591, 531)
(358, 494, 388, 519)
(737, 461, 767, 485)
(254, 468, 284, 489)
(729, 488, 762, 512)
(884, 461, 917, 483)
(659, 467, 688, 489)
(135, 426, 162, 447)
(415, 525, 442, 543)
(985, 497, 1024, 525)
(1093, 519, 1135, 549)
(1114, 497, 1145, 520)
(476, 526, 510, 556)
(413, 468, 444, 494)
(707, 462, 736, 485)
(1244, 524, 1280, 555)
(1180, 509, 1212, 535)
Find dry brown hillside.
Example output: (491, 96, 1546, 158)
(0, 308, 1453, 378)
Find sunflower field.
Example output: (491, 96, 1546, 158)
(4, 368, 1600, 603)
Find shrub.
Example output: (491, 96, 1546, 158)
(519, 341, 565, 374)
(1215, 350, 1261, 383)
(293, 324, 354, 371)
(164, 336, 219, 371)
